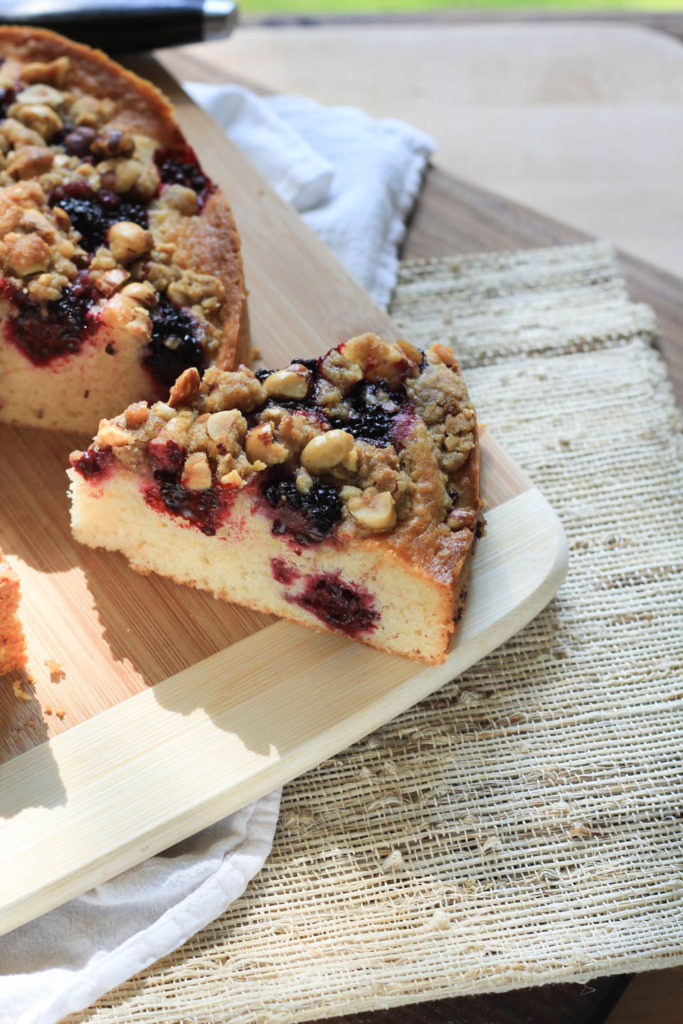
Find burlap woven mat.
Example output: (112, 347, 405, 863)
(70, 241, 683, 1023)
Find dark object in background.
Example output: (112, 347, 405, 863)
(0, 0, 238, 53)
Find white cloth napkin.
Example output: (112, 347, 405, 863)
(187, 82, 435, 308)
(0, 793, 280, 1024)
(0, 86, 434, 1024)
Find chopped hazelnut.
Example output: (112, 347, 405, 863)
(341, 447, 359, 472)
(168, 367, 201, 408)
(166, 280, 192, 308)
(0, 117, 43, 149)
(163, 184, 198, 215)
(7, 145, 54, 179)
(4, 232, 51, 276)
(96, 420, 132, 448)
(107, 221, 153, 265)
(15, 83, 64, 107)
(151, 401, 176, 421)
(20, 57, 70, 87)
(181, 452, 212, 491)
(206, 408, 246, 443)
(264, 365, 311, 401)
(19, 208, 55, 239)
(52, 206, 71, 231)
(245, 423, 288, 466)
(125, 402, 149, 429)
(134, 162, 161, 200)
(347, 491, 396, 532)
(98, 293, 150, 336)
(301, 429, 354, 474)
(95, 267, 130, 297)
(62, 125, 96, 157)
(11, 103, 62, 140)
(70, 94, 109, 128)
(339, 485, 363, 501)
(296, 469, 313, 494)
(99, 158, 142, 194)
(120, 281, 157, 307)
(220, 469, 246, 488)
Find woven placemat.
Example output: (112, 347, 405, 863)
(70, 241, 683, 1024)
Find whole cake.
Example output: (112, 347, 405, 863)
(0, 547, 26, 674)
(0, 27, 249, 433)
(68, 334, 482, 664)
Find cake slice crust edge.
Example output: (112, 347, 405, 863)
(0, 548, 27, 675)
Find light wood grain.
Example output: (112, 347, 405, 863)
(0, 487, 566, 936)
(0, 65, 565, 934)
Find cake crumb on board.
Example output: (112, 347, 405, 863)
(44, 658, 66, 680)
(12, 679, 32, 702)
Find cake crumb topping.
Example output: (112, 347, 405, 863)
(0, 39, 238, 382)
(73, 334, 481, 560)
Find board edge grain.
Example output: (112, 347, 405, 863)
(0, 487, 567, 936)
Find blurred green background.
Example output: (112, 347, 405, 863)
(241, 1, 682, 14)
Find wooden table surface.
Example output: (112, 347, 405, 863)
(173, 18, 683, 284)
(159, 17, 682, 1024)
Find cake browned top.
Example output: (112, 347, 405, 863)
(72, 334, 482, 585)
(0, 26, 248, 386)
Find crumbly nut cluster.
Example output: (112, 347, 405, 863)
(406, 343, 477, 477)
(0, 179, 86, 300)
(0, 54, 224, 351)
(92, 335, 478, 537)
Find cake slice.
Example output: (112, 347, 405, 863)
(68, 335, 482, 664)
(0, 26, 249, 434)
(0, 547, 27, 674)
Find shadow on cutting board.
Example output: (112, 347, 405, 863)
(81, 552, 274, 686)
(0, 424, 85, 576)
(0, 668, 66, 816)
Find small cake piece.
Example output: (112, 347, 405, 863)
(68, 335, 482, 664)
(0, 26, 249, 433)
(0, 547, 27, 674)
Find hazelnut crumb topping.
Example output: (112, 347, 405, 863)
(0, 45, 229, 372)
(73, 334, 482, 552)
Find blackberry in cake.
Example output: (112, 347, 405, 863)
(0, 547, 27, 674)
(68, 334, 482, 664)
(0, 27, 249, 433)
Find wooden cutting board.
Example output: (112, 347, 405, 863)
(0, 62, 567, 937)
